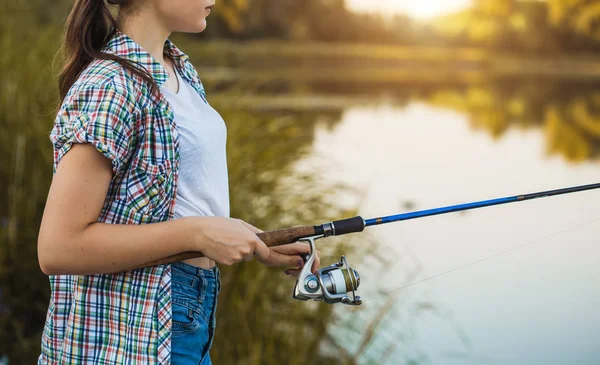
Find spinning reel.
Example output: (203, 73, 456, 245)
(293, 235, 362, 305)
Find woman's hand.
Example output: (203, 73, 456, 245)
(237, 220, 321, 276)
(190, 216, 271, 265)
(189, 217, 320, 275)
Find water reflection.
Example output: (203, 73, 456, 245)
(211, 79, 600, 164)
(423, 82, 600, 162)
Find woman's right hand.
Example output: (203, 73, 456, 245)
(188, 216, 271, 266)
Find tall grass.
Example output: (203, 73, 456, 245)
(0, 16, 63, 360)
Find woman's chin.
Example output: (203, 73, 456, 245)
(177, 20, 208, 34)
(197, 18, 209, 32)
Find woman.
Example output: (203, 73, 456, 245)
(37, 0, 320, 364)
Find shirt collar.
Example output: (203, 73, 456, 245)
(103, 29, 191, 87)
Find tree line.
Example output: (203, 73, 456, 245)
(200, 0, 600, 52)
(6, 0, 599, 52)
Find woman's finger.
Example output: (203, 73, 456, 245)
(237, 219, 264, 234)
(258, 249, 304, 268)
(311, 249, 321, 274)
(272, 244, 320, 274)
(251, 236, 271, 262)
(270, 242, 310, 255)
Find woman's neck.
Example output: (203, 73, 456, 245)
(116, 9, 171, 64)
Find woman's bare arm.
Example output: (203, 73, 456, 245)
(38, 143, 315, 276)
(37, 143, 204, 275)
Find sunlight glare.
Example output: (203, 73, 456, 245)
(346, 0, 473, 19)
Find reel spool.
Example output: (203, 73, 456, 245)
(293, 235, 362, 305)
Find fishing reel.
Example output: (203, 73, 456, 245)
(293, 235, 362, 305)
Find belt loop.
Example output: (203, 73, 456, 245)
(214, 268, 218, 296)
(197, 270, 207, 303)
(211, 266, 219, 329)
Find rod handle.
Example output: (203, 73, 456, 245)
(258, 225, 318, 246)
(126, 225, 317, 270)
(332, 216, 365, 235)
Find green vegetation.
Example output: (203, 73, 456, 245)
(435, 0, 600, 51)
(425, 83, 600, 161)
(204, 0, 600, 52)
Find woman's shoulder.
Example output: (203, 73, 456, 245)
(61, 58, 146, 116)
(69, 59, 131, 97)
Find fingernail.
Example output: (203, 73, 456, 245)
(297, 259, 304, 267)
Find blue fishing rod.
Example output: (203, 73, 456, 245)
(288, 182, 600, 306)
(305, 182, 600, 237)
(364, 182, 600, 227)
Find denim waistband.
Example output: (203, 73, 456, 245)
(172, 261, 219, 279)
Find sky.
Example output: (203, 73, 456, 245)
(345, 0, 473, 19)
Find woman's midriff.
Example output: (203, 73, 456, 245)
(183, 257, 216, 269)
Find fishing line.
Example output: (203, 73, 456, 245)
(385, 215, 600, 296)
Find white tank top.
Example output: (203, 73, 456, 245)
(160, 68, 230, 218)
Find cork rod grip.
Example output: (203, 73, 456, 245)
(127, 225, 317, 270)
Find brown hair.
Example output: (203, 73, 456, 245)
(58, 0, 158, 101)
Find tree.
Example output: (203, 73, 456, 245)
(548, 0, 600, 40)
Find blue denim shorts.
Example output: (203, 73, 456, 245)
(171, 261, 221, 365)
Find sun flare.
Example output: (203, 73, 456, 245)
(346, 0, 473, 19)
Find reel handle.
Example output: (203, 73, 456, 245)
(125, 225, 318, 271)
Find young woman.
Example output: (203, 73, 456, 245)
(37, 0, 320, 364)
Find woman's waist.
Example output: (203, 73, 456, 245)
(171, 261, 219, 301)
(172, 260, 218, 277)
(182, 257, 215, 270)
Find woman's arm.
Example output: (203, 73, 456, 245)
(37, 143, 271, 275)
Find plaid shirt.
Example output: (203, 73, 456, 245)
(39, 30, 208, 364)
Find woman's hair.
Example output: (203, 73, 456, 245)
(59, 0, 158, 101)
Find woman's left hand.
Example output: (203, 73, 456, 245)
(237, 220, 321, 275)
(267, 243, 321, 276)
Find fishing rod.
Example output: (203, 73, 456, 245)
(134, 182, 600, 306)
